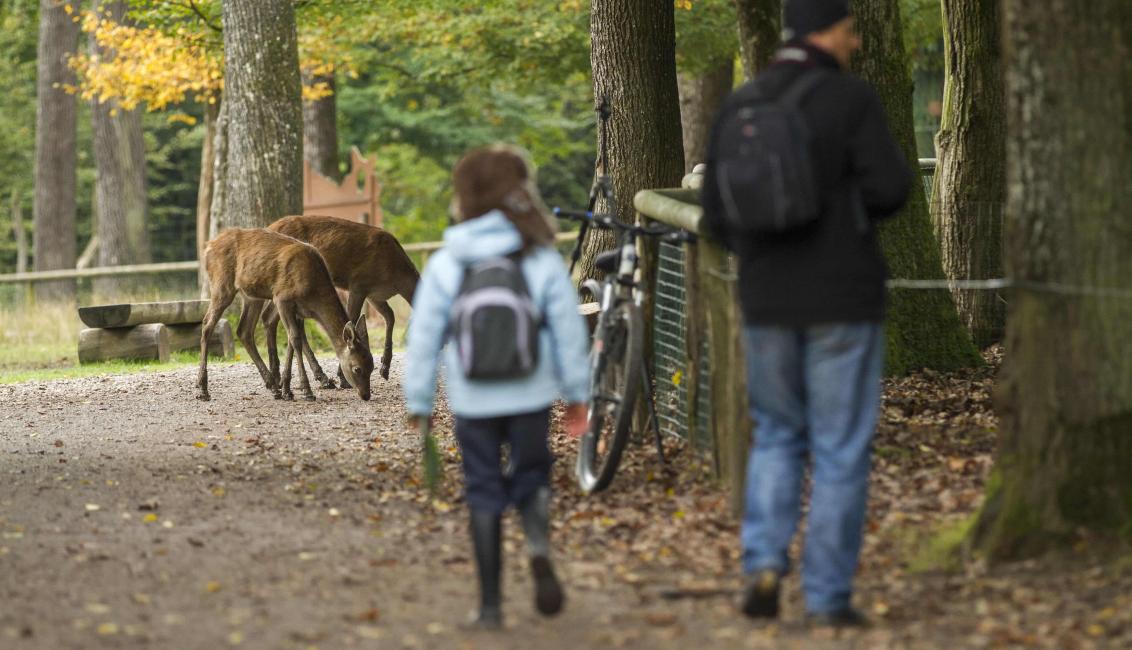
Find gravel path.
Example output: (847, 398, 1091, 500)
(1, 355, 1129, 649)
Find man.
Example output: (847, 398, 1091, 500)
(700, 0, 912, 628)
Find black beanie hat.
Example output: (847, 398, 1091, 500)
(784, 0, 851, 40)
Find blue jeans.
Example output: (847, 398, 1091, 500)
(740, 323, 884, 614)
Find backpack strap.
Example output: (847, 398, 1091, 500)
(776, 69, 830, 109)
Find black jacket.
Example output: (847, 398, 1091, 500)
(701, 44, 912, 325)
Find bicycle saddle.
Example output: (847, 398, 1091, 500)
(595, 249, 620, 275)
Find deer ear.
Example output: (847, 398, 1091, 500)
(342, 321, 355, 346)
(354, 315, 368, 343)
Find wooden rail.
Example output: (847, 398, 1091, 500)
(0, 231, 582, 284)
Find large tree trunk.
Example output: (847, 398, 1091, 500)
(32, 0, 80, 302)
(580, 0, 685, 284)
(971, 1, 1132, 560)
(733, 0, 781, 80)
(91, 0, 150, 298)
(302, 71, 340, 181)
(197, 99, 219, 295)
(852, 0, 980, 374)
(932, 0, 1006, 349)
(677, 58, 733, 173)
(213, 0, 303, 233)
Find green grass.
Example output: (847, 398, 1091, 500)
(0, 295, 411, 385)
(0, 351, 239, 385)
(902, 514, 978, 573)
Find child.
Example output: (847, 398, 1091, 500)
(403, 144, 590, 629)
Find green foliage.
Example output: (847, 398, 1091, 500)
(675, 0, 739, 73)
(902, 0, 944, 71)
(0, 0, 39, 272)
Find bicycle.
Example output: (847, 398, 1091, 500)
(554, 98, 695, 494)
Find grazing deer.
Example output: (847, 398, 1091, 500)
(252, 215, 419, 389)
(197, 228, 374, 402)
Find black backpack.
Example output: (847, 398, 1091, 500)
(712, 70, 829, 234)
(450, 253, 541, 380)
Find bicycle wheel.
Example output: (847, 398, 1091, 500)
(577, 300, 643, 493)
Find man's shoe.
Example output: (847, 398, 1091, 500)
(806, 607, 870, 629)
(740, 569, 780, 619)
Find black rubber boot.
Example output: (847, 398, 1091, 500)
(466, 510, 503, 629)
(518, 487, 564, 616)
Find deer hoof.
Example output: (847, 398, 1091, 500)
(196, 392, 211, 402)
(273, 390, 284, 400)
(281, 391, 295, 401)
(380, 365, 390, 381)
(320, 379, 337, 390)
(302, 393, 317, 402)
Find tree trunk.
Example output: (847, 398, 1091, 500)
(302, 71, 340, 181)
(931, 0, 1006, 349)
(852, 0, 980, 374)
(11, 190, 27, 274)
(581, 0, 685, 285)
(970, 0, 1132, 560)
(197, 98, 219, 294)
(33, 0, 80, 302)
(213, 0, 303, 232)
(733, 0, 781, 80)
(91, 0, 150, 299)
(677, 58, 733, 173)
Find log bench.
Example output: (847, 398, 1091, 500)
(77, 300, 234, 364)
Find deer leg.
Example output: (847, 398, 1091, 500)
(299, 325, 335, 389)
(294, 318, 317, 401)
(262, 302, 282, 391)
(372, 299, 396, 381)
(276, 300, 315, 402)
(238, 297, 276, 394)
(198, 286, 235, 402)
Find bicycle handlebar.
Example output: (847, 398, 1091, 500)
(553, 207, 695, 243)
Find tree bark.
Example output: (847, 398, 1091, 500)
(197, 98, 219, 294)
(852, 0, 979, 374)
(971, 0, 1132, 560)
(91, 0, 150, 298)
(33, 0, 80, 302)
(213, 0, 303, 232)
(931, 0, 1005, 349)
(677, 58, 733, 173)
(302, 71, 340, 181)
(733, 0, 781, 80)
(581, 0, 685, 285)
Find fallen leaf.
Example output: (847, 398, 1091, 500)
(206, 581, 221, 593)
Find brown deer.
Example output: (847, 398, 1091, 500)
(251, 215, 419, 390)
(197, 228, 374, 402)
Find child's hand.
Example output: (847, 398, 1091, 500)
(564, 403, 589, 438)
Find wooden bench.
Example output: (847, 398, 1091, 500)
(77, 300, 234, 364)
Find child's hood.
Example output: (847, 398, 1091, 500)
(443, 210, 522, 264)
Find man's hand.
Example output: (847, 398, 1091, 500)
(564, 402, 589, 438)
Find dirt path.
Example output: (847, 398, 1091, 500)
(1, 355, 1128, 649)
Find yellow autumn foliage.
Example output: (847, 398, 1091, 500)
(68, 9, 222, 112)
(68, 8, 350, 110)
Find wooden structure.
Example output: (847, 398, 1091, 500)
(303, 147, 383, 226)
(77, 299, 234, 364)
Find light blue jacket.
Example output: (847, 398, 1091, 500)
(403, 211, 591, 418)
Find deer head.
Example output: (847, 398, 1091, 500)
(339, 315, 374, 400)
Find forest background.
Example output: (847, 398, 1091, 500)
(0, 0, 944, 284)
